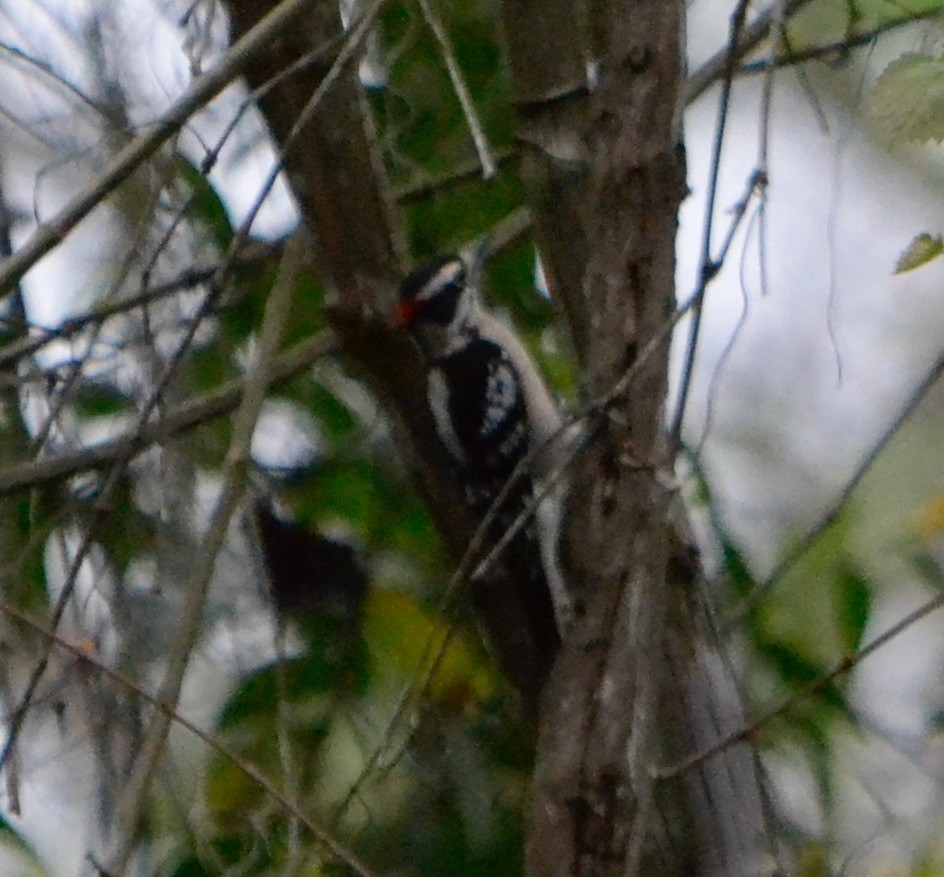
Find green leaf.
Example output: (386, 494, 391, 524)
(187, 339, 231, 397)
(911, 492, 944, 540)
(869, 53, 944, 143)
(292, 381, 358, 446)
(73, 381, 131, 418)
(909, 550, 944, 591)
(280, 269, 327, 346)
(7, 493, 51, 608)
(215, 262, 325, 360)
(364, 587, 495, 709)
(895, 232, 944, 274)
(220, 632, 368, 731)
(93, 474, 156, 574)
(755, 641, 844, 712)
(721, 537, 758, 599)
(834, 565, 871, 653)
(804, 721, 835, 819)
(177, 158, 234, 253)
(755, 514, 859, 671)
(794, 841, 833, 877)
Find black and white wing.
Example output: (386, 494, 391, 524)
(428, 335, 530, 512)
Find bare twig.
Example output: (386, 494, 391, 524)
(685, 0, 816, 103)
(754, 338, 944, 602)
(736, 9, 944, 77)
(656, 587, 944, 781)
(0, 593, 377, 877)
(0, 173, 30, 816)
(394, 148, 517, 203)
(480, 206, 533, 261)
(694, 178, 766, 455)
(0, 0, 319, 301)
(105, 234, 304, 876)
(668, 0, 750, 455)
(217, 0, 387, 266)
(1, 236, 241, 775)
(0, 244, 279, 369)
(0, 330, 335, 498)
(415, 0, 496, 178)
(4, 4, 364, 489)
(0, 39, 105, 120)
(0, 12, 383, 772)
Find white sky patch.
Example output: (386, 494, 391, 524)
(250, 397, 323, 472)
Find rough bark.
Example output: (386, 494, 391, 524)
(501, 1, 777, 875)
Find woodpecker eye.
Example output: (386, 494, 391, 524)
(418, 278, 463, 325)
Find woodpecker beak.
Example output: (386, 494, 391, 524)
(394, 298, 422, 328)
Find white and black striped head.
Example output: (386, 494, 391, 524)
(395, 255, 480, 354)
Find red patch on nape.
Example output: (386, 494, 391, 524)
(394, 297, 424, 328)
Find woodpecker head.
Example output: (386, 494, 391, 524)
(395, 254, 481, 354)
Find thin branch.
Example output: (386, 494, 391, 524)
(0, 0, 320, 301)
(737, 9, 944, 76)
(0, 0, 376, 492)
(105, 233, 304, 876)
(693, 194, 761, 456)
(0, 270, 227, 777)
(688, 4, 944, 108)
(685, 0, 816, 103)
(0, 39, 105, 120)
(0, 330, 336, 498)
(394, 148, 517, 203)
(415, 0, 495, 178)
(0, 141, 514, 371)
(218, 0, 388, 265)
(0, 243, 278, 368)
(692, 0, 781, 453)
(752, 337, 944, 602)
(0, 594, 377, 877)
(480, 205, 533, 261)
(0, 506, 99, 776)
(655, 586, 944, 781)
(1, 234, 248, 770)
(28, 318, 105, 455)
(668, 0, 750, 454)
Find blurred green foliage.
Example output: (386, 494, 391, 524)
(142, 1, 550, 873)
(5, 0, 944, 875)
(789, 0, 944, 54)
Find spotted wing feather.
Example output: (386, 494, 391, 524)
(428, 336, 529, 511)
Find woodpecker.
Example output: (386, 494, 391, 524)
(395, 252, 572, 696)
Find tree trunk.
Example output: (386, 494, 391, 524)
(499, 2, 778, 874)
(225, 0, 778, 873)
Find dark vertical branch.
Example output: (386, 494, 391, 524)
(0, 156, 31, 818)
(224, 0, 453, 526)
(227, 0, 406, 305)
(499, 0, 593, 360)
(224, 0, 560, 705)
